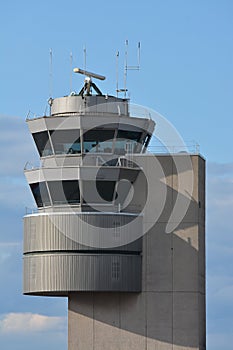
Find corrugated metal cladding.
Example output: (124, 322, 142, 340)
(23, 213, 142, 294)
(24, 213, 142, 252)
(23, 254, 141, 295)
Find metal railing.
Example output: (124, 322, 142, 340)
(147, 142, 200, 155)
(25, 207, 38, 215)
(24, 154, 140, 171)
(26, 103, 153, 120)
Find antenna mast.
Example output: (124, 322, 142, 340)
(116, 40, 141, 98)
(124, 40, 128, 98)
(70, 51, 73, 93)
(83, 45, 87, 74)
(116, 51, 119, 98)
(49, 48, 53, 98)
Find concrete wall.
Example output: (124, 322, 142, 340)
(68, 154, 206, 350)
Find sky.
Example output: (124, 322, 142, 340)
(0, 0, 233, 349)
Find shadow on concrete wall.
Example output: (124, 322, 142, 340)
(68, 187, 205, 348)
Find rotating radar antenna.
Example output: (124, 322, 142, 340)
(73, 67, 106, 96)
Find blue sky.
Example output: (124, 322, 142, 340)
(0, 0, 233, 349)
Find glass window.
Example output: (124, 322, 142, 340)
(103, 158, 118, 166)
(30, 182, 51, 207)
(47, 180, 80, 205)
(32, 131, 53, 157)
(115, 130, 142, 154)
(82, 181, 116, 203)
(83, 129, 115, 153)
(50, 130, 81, 155)
(117, 130, 142, 142)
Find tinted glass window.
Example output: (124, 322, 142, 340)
(30, 182, 51, 207)
(83, 129, 115, 153)
(96, 181, 116, 201)
(82, 181, 116, 203)
(117, 130, 142, 142)
(32, 131, 53, 157)
(48, 180, 80, 205)
(50, 130, 81, 154)
(115, 130, 142, 154)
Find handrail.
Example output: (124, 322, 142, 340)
(147, 142, 200, 154)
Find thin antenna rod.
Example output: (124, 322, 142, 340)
(117, 40, 141, 99)
(138, 42, 141, 66)
(49, 48, 53, 98)
(124, 39, 128, 98)
(116, 51, 119, 97)
(83, 45, 87, 74)
(70, 51, 73, 93)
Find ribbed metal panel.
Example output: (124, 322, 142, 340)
(24, 213, 142, 253)
(23, 254, 141, 295)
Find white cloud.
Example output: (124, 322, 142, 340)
(0, 313, 66, 334)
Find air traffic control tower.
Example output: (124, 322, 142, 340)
(23, 68, 206, 350)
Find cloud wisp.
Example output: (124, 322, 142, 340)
(0, 313, 67, 334)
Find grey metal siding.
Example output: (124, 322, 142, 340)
(23, 254, 141, 295)
(24, 213, 142, 253)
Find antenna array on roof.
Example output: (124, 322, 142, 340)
(47, 43, 140, 99)
(116, 40, 141, 98)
